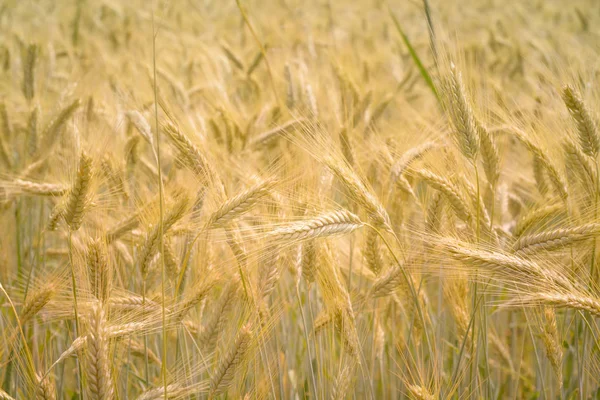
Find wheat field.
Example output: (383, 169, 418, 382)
(1, 0, 600, 398)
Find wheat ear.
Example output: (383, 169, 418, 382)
(21, 286, 54, 324)
(64, 151, 92, 231)
(206, 179, 276, 228)
(415, 169, 473, 225)
(209, 324, 252, 397)
(562, 85, 599, 157)
(87, 238, 109, 302)
(514, 223, 600, 255)
(85, 304, 114, 400)
(443, 64, 479, 160)
(268, 209, 363, 242)
(541, 307, 563, 389)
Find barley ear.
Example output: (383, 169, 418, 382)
(562, 85, 599, 157)
(64, 151, 92, 231)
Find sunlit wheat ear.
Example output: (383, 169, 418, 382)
(36, 373, 56, 400)
(331, 363, 354, 400)
(415, 169, 473, 226)
(87, 238, 109, 302)
(162, 238, 180, 280)
(512, 129, 568, 200)
(137, 385, 192, 400)
(514, 223, 600, 255)
(442, 240, 575, 291)
(209, 324, 252, 397)
(9, 179, 68, 197)
(562, 85, 599, 157)
(477, 123, 500, 187)
(267, 209, 363, 242)
(364, 228, 384, 276)
(406, 383, 435, 400)
(326, 160, 391, 230)
(514, 202, 565, 238)
(206, 178, 276, 228)
(516, 292, 600, 317)
(258, 246, 280, 302)
(369, 264, 404, 298)
(442, 64, 479, 160)
(85, 304, 114, 400)
(64, 151, 92, 231)
(444, 276, 471, 340)
(426, 191, 445, 233)
(162, 121, 224, 194)
(21, 286, 54, 324)
(297, 240, 316, 283)
(139, 195, 189, 277)
(47, 202, 64, 231)
(389, 141, 436, 187)
(541, 307, 563, 389)
(199, 281, 238, 351)
(173, 278, 217, 322)
(564, 139, 597, 191)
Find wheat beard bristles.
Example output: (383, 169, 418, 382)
(64, 151, 92, 231)
(268, 209, 363, 242)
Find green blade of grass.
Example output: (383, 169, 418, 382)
(389, 9, 440, 103)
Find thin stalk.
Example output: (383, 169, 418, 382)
(142, 280, 150, 386)
(151, 14, 168, 399)
(68, 230, 85, 398)
(366, 223, 434, 357)
(296, 287, 318, 400)
(15, 201, 22, 281)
